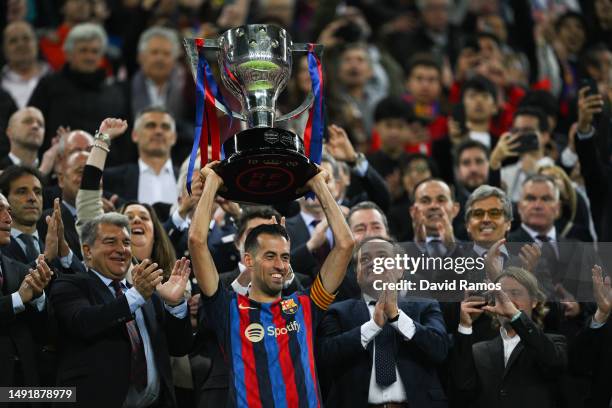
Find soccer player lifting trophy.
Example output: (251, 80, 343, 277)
(184, 25, 324, 204)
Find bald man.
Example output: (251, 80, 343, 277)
(1, 107, 45, 170)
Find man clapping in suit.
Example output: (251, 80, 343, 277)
(0, 192, 53, 388)
(318, 236, 450, 408)
(49, 213, 192, 408)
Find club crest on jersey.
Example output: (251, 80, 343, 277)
(281, 298, 298, 315)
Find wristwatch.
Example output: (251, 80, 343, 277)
(94, 130, 111, 146)
(347, 152, 366, 168)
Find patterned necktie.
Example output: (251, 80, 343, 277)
(427, 238, 445, 257)
(370, 301, 397, 387)
(111, 280, 148, 392)
(18, 234, 40, 262)
(310, 220, 331, 267)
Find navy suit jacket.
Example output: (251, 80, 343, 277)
(1, 235, 86, 275)
(0, 254, 47, 388)
(49, 270, 193, 408)
(317, 297, 450, 408)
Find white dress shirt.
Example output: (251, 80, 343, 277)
(457, 325, 521, 366)
(137, 159, 178, 206)
(3, 260, 46, 314)
(8, 152, 39, 168)
(360, 295, 415, 404)
(1, 64, 49, 108)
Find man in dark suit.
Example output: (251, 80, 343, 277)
(318, 236, 450, 408)
(450, 267, 567, 408)
(508, 174, 597, 302)
(0, 192, 54, 388)
(0, 165, 84, 274)
(103, 106, 179, 221)
(49, 213, 193, 408)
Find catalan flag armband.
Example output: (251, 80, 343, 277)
(310, 274, 336, 310)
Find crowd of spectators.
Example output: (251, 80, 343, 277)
(1, 0, 612, 407)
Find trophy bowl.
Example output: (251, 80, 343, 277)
(184, 25, 322, 204)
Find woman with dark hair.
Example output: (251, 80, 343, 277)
(120, 201, 177, 280)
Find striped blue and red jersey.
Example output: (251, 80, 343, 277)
(201, 274, 335, 408)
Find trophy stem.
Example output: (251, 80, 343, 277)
(248, 109, 275, 128)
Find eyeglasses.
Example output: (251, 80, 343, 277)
(469, 208, 505, 220)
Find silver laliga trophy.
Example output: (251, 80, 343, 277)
(184, 25, 323, 204)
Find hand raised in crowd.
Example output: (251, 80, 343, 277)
(482, 289, 520, 319)
(592, 264, 612, 324)
(447, 117, 464, 145)
(373, 294, 387, 328)
(554, 283, 581, 318)
(178, 175, 203, 219)
(157, 257, 191, 306)
(18, 255, 53, 303)
(436, 210, 456, 248)
(325, 124, 358, 163)
(411, 207, 427, 243)
(490, 132, 521, 170)
(39, 133, 61, 176)
(518, 243, 541, 273)
(44, 201, 60, 261)
(216, 197, 242, 220)
(52, 199, 70, 258)
(102, 194, 119, 213)
(484, 238, 505, 281)
(459, 293, 486, 328)
(577, 86, 605, 133)
(98, 117, 128, 140)
(132, 259, 164, 300)
(306, 218, 329, 252)
(383, 282, 400, 321)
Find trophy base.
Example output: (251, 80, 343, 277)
(215, 127, 319, 204)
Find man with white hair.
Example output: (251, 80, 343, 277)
(28, 23, 133, 167)
(132, 27, 185, 121)
(131, 27, 193, 163)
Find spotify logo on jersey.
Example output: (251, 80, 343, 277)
(244, 323, 265, 343)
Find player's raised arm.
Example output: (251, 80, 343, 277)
(307, 168, 355, 294)
(188, 162, 223, 297)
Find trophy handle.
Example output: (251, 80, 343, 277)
(183, 38, 247, 121)
(275, 43, 324, 123)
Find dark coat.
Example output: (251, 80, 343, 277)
(0, 254, 46, 387)
(27, 66, 134, 167)
(49, 270, 193, 408)
(451, 313, 567, 408)
(317, 298, 450, 408)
